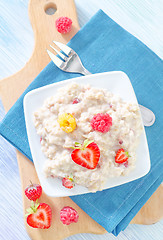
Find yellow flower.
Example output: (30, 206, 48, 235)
(58, 113, 76, 133)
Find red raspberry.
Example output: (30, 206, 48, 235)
(60, 206, 79, 225)
(55, 17, 72, 34)
(91, 113, 112, 133)
(25, 183, 42, 201)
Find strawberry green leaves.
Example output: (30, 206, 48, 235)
(25, 200, 39, 217)
(71, 139, 94, 150)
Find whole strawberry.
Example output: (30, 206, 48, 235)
(26, 201, 52, 229)
(25, 183, 42, 201)
(60, 206, 79, 225)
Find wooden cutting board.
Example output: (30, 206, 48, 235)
(0, 0, 162, 239)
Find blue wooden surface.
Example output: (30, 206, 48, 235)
(0, 0, 163, 240)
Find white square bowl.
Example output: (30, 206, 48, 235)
(23, 71, 150, 197)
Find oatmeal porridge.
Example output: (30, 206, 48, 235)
(34, 82, 142, 192)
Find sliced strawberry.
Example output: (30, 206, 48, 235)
(115, 148, 130, 164)
(26, 202, 52, 229)
(71, 140, 100, 169)
(62, 176, 74, 189)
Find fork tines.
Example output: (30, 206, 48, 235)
(47, 41, 73, 68)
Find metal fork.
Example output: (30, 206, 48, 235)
(47, 41, 155, 127)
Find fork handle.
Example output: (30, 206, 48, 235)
(81, 68, 155, 127)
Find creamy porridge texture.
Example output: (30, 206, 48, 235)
(34, 82, 142, 192)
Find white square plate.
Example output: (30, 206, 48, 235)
(23, 71, 150, 197)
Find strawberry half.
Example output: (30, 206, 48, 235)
(71, 139, 100, 169)
(115, 148, 130, 164)
(26, 201, 52, 229)
(62, 176, 74, 189)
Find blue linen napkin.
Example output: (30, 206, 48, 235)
(0, 10, 163, 235)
